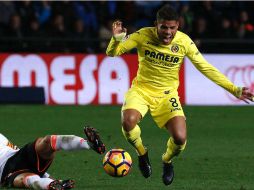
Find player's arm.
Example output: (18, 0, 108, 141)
(106, 20, 139, 56)
(186, 40, 254, 103)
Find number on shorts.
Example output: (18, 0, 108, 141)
(169, 98, 178, 107)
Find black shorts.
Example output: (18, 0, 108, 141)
(1, 139, 53, 187)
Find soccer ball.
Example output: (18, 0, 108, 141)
(103, 148, 132, 177)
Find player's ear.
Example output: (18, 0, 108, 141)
(176, 20, 180, 28)
(154, 20, 157, 27)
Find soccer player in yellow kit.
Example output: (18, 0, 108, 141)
(106, 4, 254, 185)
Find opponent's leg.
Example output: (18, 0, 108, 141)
(35, 135, 91, 160)
(4, 135, 88, 189)
(162, 116, 187, 185)
(14, 173, 53, 189)
(13, 173, 74, 190)
(121, 109, 152, 178)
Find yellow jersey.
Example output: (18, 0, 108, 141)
(106, 27, 240, 97)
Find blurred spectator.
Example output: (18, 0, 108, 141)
(72, 19, 89, 39)
(4, 13, 24, 52)
(218, 17, 235, 39)
(33, 1, 51, 25)
(179, 4, 193, 34)
(0, 2, 15, 37)
(237, 24, 247, 39)
(178, 16, 187, 32)
(0, 2, 16, 26)
(15, 1, 36, 29)
(133, 1, 161, 28)
(239, 10, 254, 38)
(191, 17, 210, 39)
(24, 17, 46, 52)
(99, 19, 113, 51)
(134, 11, 151, 29)
(49, 14, 67, 38)
(134, 1, 162, 17)
(25, 17, 44, 37)
(97, 1, 117, 24)
(193, 1, 220, 38)
(73, 2, 98, 37)
(191, 17, 210, 49)
(116, 1, 137, 33)
(70, 18, 95, 53)
(48, 14, 69, 52)
(51, 1, 76, 31)
(5, 13, 23, 38)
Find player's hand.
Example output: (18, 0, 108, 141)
(112, 20, 127, 41)
(239, 87, 254, 104)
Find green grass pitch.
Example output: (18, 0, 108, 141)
(0, 105, 253, 190)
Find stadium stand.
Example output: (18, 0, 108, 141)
(0, 1, 253, 53)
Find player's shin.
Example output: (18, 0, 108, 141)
(162, 137, 186, 163)
(50, 135, 90, 151)
(122, 125, 146, 156)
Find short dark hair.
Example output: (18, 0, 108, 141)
(156, 4, 179, 21)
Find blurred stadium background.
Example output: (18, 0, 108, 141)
(0, 1, 254, 53)
(0, 1, 253, 190)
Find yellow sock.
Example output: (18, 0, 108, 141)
(122, 125, 146, 156)
(162, 137, 186, 163)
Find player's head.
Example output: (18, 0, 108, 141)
(155, 4, 179, 45)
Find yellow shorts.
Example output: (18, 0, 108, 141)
(122, 86, 185, 128)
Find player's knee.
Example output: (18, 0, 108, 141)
(122, 115, 139, 131)
(122, 110, 142, 131)
(36, 136, 52, 151)
(170, 125, 187, 145)
(173, 134, 186, 146)
(13, 175, 24, 188)
(41, 135, 51, 146)
(13, 173, 36, 188)
(35, 136, 55, 160)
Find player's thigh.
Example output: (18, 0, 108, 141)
(122, 88, 149, 119)
(151, 92, 185, 129)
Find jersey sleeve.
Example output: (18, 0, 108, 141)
(106, 31, 142, 56)
(186, 39, 240, 97)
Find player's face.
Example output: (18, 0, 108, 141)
(156, 20, 179, 45)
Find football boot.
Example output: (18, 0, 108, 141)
(138, 151, 152, 178)
(48, 179, 74, 190)
(84, 126, 105, 154)
(162, 162, 174, 185)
